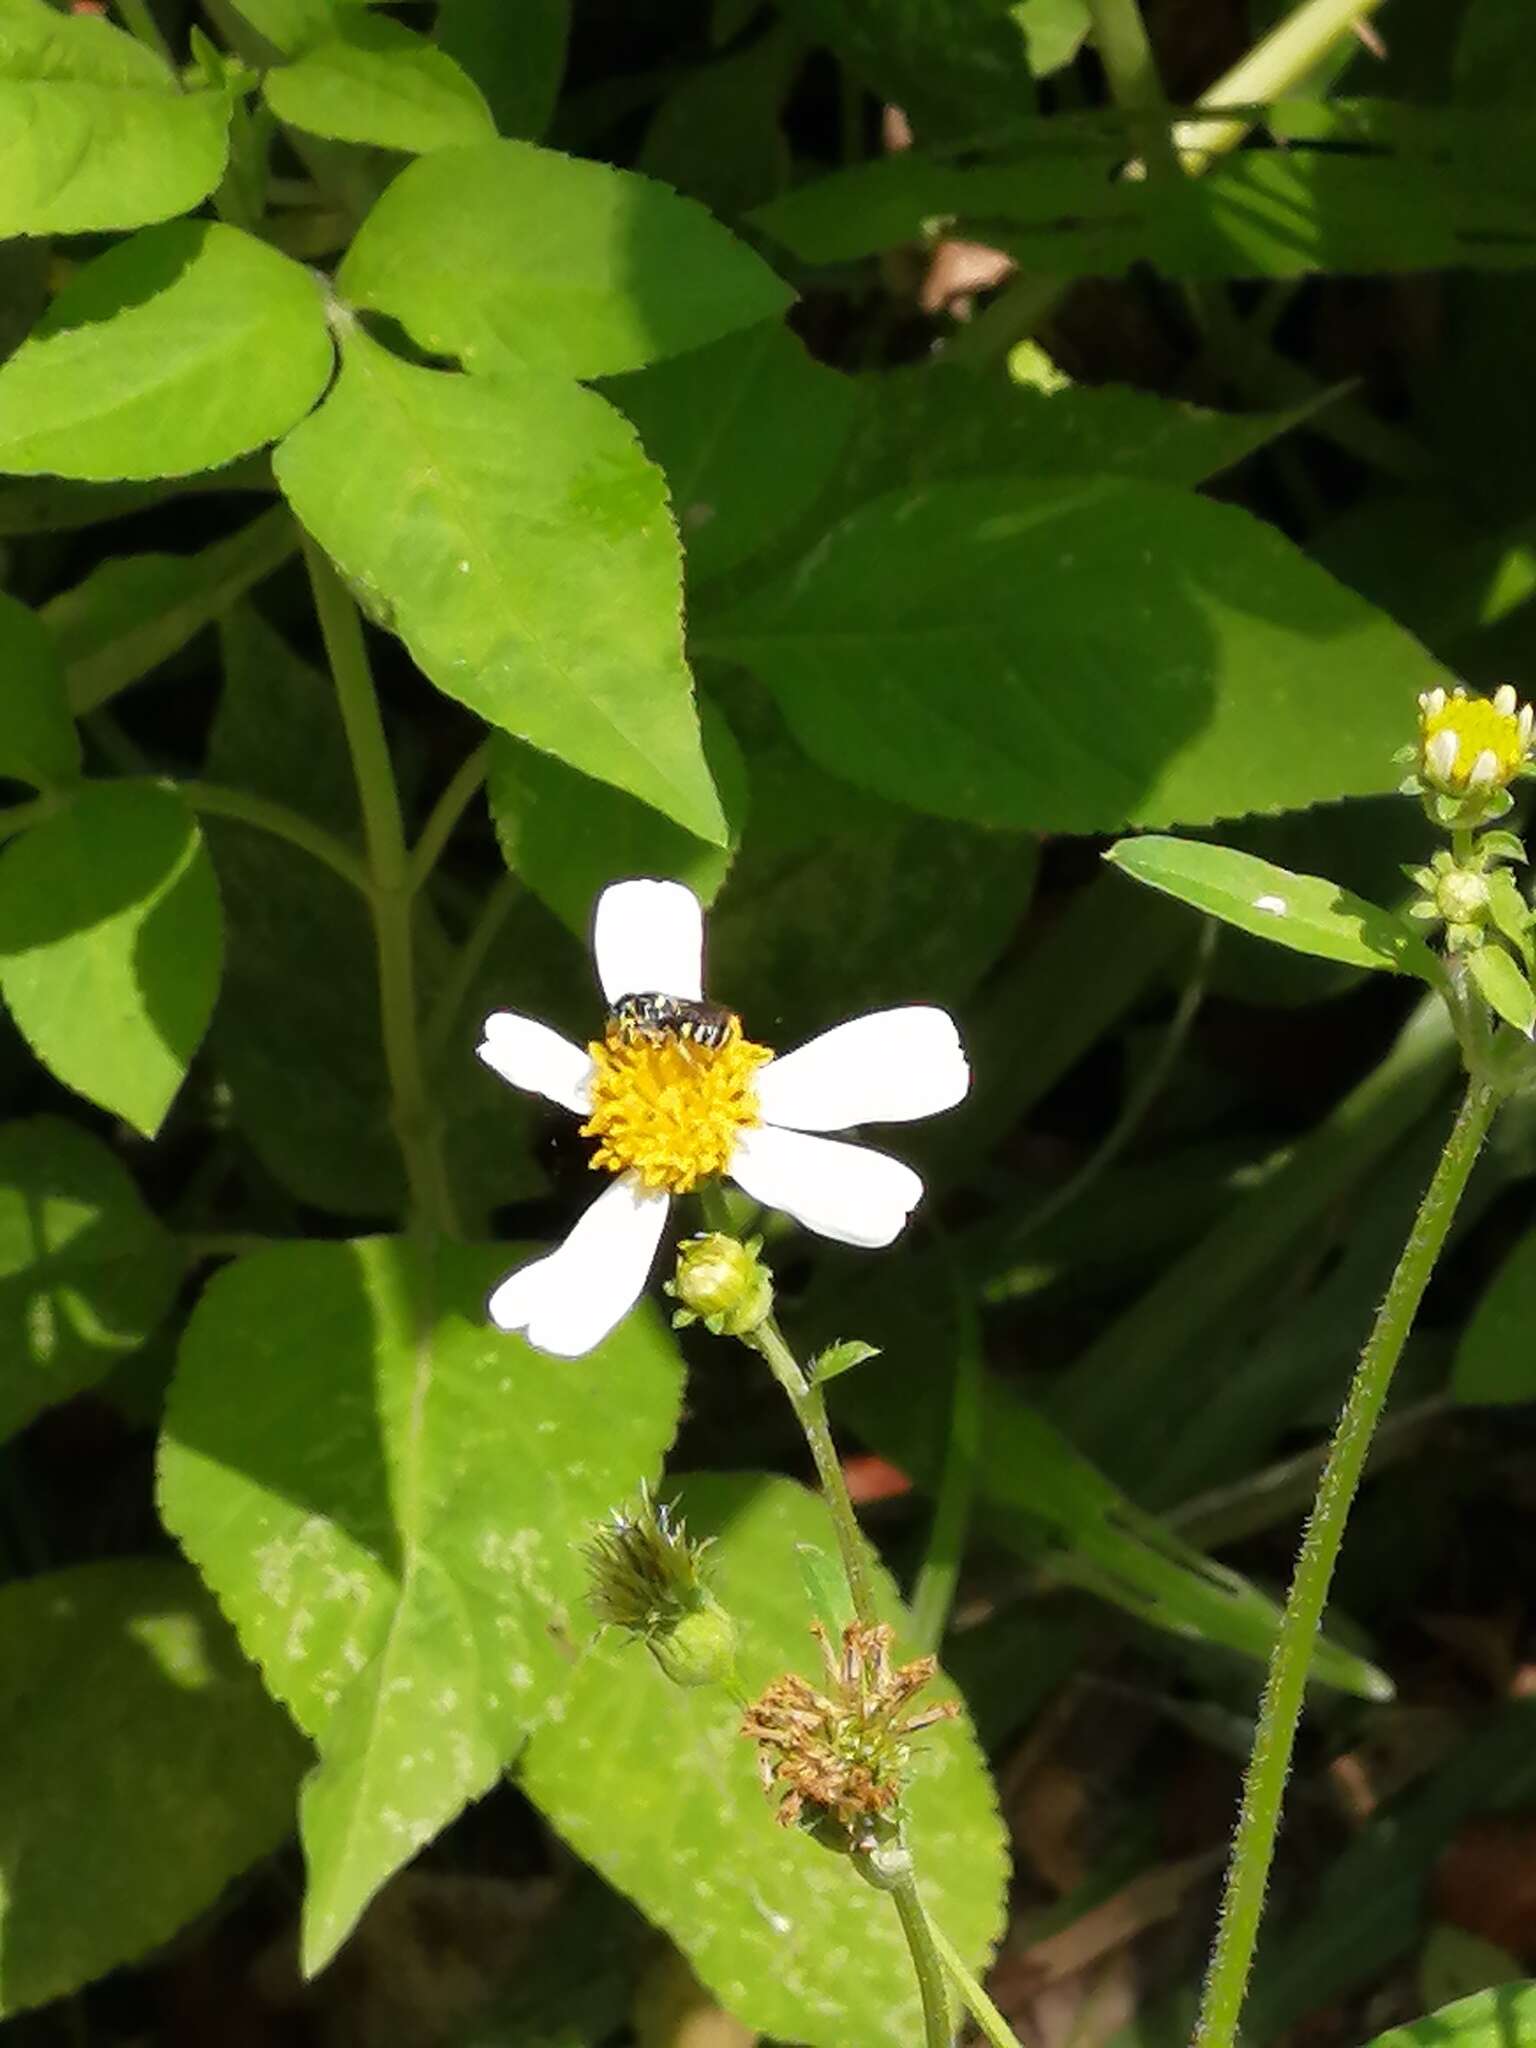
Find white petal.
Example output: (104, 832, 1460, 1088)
(593, 879, 704, 1005)
(477, 1012, 593, 1114)
(1495, 684, 1518, 717)
(1469, 747, 1500, 791)
(754, 1006, 970, 1133)
(487, 1177, 670, 1358)
(1426, 728, 1459, 783)
(729, 1125, 923, 1249)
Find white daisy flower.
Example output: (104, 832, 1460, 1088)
(476, 878, 970, 1358)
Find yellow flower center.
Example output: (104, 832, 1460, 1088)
(1420, 691, 1528, 793)
(581, 1015, 773, 1195)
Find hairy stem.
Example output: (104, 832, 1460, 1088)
(928, 1915, 1026, 2048)
(1194, 1077, 1498, 2048)
(890, 1866, 955, 2048)
(746, 1313, 878, 1627)
(304, 539, 457, 1236)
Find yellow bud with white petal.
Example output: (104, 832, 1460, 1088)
(1417, 684, 1533, 798)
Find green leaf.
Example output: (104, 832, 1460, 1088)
(434, 0, 569, 140)
(1452, 1225, 1536, 1406)
(0, 783, 223, 1137)
(521, 1473, 1008, 2048)
(810, 1338, 881, 1383)
(274, 326, 726, 843)
(265, 12, 494, 154)
(606, 324, 857, 585)
(1106, 838, 1441, 980)
(1418, 1931, 1525, 2012)
(0, 1116, 178, 1444)
(832, 365, 1328, 504)
(1017, 0, 1090, 73)
(486, 703, 746, 941)
(0, 0, 230, 237)
(44, 507, 298, 717)
(705, 726, 1038, 1047)
(0, 222, 332, 483)
(338, 139, 793, 380)
(0, 592, 77, 790)
(157, 1237, 685, 1975)
(794, 1539, 853, 1636)
(752, 103, 1536, 280)
(1468, 939, 1536, 1032)
(702, 477, 1455, 834)
(226, 0, 359, 54)
(0, 1557, 306, 2018)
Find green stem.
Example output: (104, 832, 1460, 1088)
(174, 779, 372, 896)
(1086, 0, 1180, 181)
(1193, 1077, 1498, 2048)
(950, 0, 1388, 366)
(304, 539, 457, 1236)
(890, 1868, 955, 2048)
(929, 1915, 1026, 2048)
(407, 739, 491, 895)
(747, 1313, 878, 1628)
(1172, 0, 1389, 169)
(424, 870, 519, 1063)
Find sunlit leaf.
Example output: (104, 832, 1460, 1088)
(338, 139, 793, 379)
(0, 784, 222, 1136)
(275, 326, 726, 843)
(264, 11, 494, 153)
(0, 222, 331, 482)
(158, 1237, 685, 1973)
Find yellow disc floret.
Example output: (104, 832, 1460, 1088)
(581, 1015, 772, 1194)
(1418, 684, 1533, 795)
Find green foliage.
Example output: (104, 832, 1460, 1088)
(158, 1237, 685, 1974)
(0, 222, 332, 482)
(521, 1474, 1008, 2048)
(434, 0, 570, 140)
(1452, 1226, 1536, 1405)
(275, 325, 726, 842)
(0, 1557, 306, 2017)
(607, 323, 858, 586)
(4, 2, 1536, 2038)
(263, 12, 495, 154)
(753, 103, 1536, 280)
(0, 784, 222, 1137)
(1106, 837, 1442, 979)
(704, 479, 1452, 833)
(0, 0, 231, 237)
(1368, 1982, 1536, 2048)
(0, 1116, 178, 1443)
(0, 592, 77, 790)
(338, 140, 793, 380)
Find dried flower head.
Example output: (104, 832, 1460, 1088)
(583, 1486, 737, 1689)
(741, 1621, 959, 1851)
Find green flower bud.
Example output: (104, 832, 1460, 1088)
(1436, 867, 1490, 927)
(582, 1485, 740, 1693)
(667, 1232, 774, 1338)
(647, 1600, 740, 1690)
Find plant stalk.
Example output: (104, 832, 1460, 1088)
(929, 1915, 1026, 2048)
(890, 1866, 955, 2048)
(304, 539, 457, 1236)
(1193, 1076, 1498, 2048)
(1085, 0, 1180, 181)
(746, 1313, 878, 1628)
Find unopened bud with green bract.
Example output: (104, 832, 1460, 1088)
(582, 1484, 739, 1690)
(666, 1232, 773, 1338)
